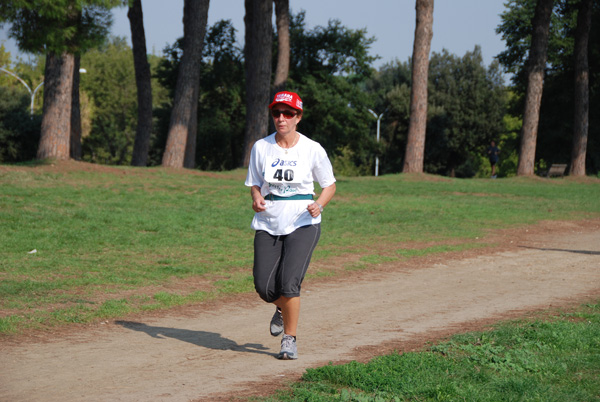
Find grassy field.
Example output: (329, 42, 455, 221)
(265, 302, 600, 402)
(1, 162, 599, 335)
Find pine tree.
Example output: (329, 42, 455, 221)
(403, 0, 434, 173)
(1, 0, 119, 161)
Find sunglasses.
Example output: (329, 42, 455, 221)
(271, 109, 298, 119)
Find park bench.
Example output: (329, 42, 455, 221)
(545, 163, 568, 177)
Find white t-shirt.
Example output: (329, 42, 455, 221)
(245, 132, 336, 235)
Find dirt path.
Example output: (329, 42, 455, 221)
(1, 220, 599, 402)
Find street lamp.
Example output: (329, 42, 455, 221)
(0, 66, 41, 118)
(0, 66, 87, 117)
(368, 108, 384, 177)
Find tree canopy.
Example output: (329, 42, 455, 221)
(0, 0, 120, 54)
(366, 47, 507, 177)
(426, 47, 506, 177)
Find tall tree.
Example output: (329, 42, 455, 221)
(570, 0, 592, 176)
(403, 0, 434, 173)
(516, 0, 554, 176)
(242, 0, 273, 167)
(128, 0, 153, 167)
(37, 51, 75, 160)
(153, 20, 245, 170)
(1, 1, 118, 161)
(162, 0, 210, 168)
(273, 0, 290, 94)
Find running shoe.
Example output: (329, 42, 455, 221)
(278, 334, 298, 360)
(270, 307, 284, 336)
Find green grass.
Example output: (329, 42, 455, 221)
(266, 302, 600, 402)
(1, 164, 599, 334)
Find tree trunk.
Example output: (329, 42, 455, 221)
(273, 0, 290, 94)
(128, 0, 153, 167)
(70, 54, 82, 160)
(184, 84, 199, 168)
(242, 0, 273, 167)
(570, 0, 591, 177)
(516, 0, 554, 176)
(162, 0, 209, 168)
(38, 51, 74, 161)
(403, 0, 434, 173)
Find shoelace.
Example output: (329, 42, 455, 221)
(281, 335, 295, 348)
(274, 311, 283, 325)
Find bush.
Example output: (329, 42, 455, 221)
(0, 86, 41, 163)
(331, 145, 371, 177)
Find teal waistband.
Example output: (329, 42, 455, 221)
(265, 194, 313, 201)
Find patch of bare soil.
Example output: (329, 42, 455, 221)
(1, 218, 599, 401)
(0, 159, 234, 179)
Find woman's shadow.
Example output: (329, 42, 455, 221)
(115, 321, 275, 357)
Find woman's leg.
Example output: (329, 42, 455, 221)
(276, 224, 321, 336)
(274, 296, 300, 336)
(253, 230, 283, 303)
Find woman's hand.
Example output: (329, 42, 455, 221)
(307, 183, 336, 218)
(307, 202, 322, 217)
(251, 186, 266, 212)
(253, 197, 266, 212)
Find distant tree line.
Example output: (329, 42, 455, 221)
(0, 0, 597, 177)
(497, 0, 599, 176)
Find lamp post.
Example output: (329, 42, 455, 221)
(368, 108, 384, 177)
(1, 67, 87, 117)
(0, 67, 41, 118)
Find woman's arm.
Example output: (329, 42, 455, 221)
(308, 183, 336, 218)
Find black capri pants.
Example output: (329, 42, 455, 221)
(253, 224, 321, 303)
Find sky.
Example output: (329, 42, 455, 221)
(1, 0, 508, 70)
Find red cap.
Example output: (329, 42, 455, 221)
(269, 91, 303, 111)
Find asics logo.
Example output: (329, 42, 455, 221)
(271, 158, 297, 167)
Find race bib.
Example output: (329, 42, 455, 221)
(264, 156, 307, 184)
